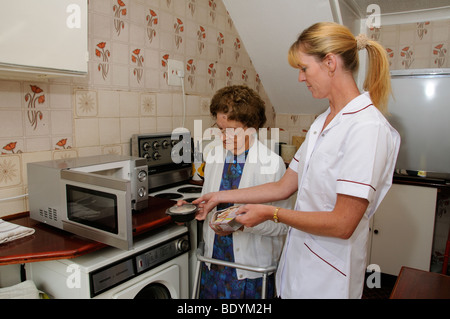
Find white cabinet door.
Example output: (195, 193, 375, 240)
(370, 184, 437, 276)
(0, 0, 88, 77)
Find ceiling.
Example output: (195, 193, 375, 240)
(223, 0, 450, 115)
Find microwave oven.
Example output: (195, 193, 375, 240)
(28, 155, 148, 250)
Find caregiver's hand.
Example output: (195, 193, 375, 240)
(192, 192, 221, 220)
(235, 204, 273, 227)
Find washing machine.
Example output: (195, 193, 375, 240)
(28, 224, 190, 299)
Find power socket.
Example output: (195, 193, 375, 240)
(167, 59, 184, 86)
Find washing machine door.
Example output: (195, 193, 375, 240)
(111, 264, 180, 299)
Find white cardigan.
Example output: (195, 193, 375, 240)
(201, 137, 290, 279)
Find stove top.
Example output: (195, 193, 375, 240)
(150, 183, 202, 203)
(132, 132, 203, 203)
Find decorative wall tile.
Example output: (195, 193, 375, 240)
(140, 93, 156, 116)
(0, 155, 21, 187)
(24, 109, 50, 137)
(1, 140, 23, 155)
(24, 84, 47, 132)
(52, 149, 78, 160)
(75, 90, 98, 117)
(145, 8, 159, 46)
(371, 18, 450, 70)
(53, 137, 72, 150)
(113, 0, 128, 38)
(94, 41, 111, 81)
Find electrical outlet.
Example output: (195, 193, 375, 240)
(167, 59, 184, 86)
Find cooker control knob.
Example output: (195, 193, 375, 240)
(152, 141, 160, 149)
(176, 239, 190, 252)
(162, 140, 170, 149)
(138, 187, 147, 198)
(137, 170, 147, 182)
(143, 142, 150, 151)
(152, 151, 161, 160)
(143, 152, 150, 160)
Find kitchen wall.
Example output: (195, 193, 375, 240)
(368, 18, 450, 70)
(371, 16, 450, 268)
(0, 0, 315, 217)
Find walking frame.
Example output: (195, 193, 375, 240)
(191, 242, 277, 299)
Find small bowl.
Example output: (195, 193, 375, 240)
(166, 204, 197, 222)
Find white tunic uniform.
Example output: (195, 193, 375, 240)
(276, 93, 400, 298)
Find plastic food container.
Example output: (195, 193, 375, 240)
(209, 205, 243, 232)
(166, 204, 197, 222)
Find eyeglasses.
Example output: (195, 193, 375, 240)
(211, 123, 247, 137)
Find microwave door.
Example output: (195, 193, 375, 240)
(60, 170, 133, 250)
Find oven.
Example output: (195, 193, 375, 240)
(132, 132, 204, 295)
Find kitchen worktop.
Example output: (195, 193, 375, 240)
(0, 196, 176, 266)
(393, 174, 450, 189)
(390, 266, 450, 299)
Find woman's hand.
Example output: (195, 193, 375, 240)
(209, 223, 233, 236)
(192, 192, 221, 220)
(176, 199, 189, 206)
(235, 204, 273, 227)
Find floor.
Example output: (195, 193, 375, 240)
(362, 273, 397, 299)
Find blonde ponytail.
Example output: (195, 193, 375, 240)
(289, 22, 391, 113)
(362, 39, 391, 113)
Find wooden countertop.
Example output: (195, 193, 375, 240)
(0, 196, 177, 266)
(390, 266, 450, 299)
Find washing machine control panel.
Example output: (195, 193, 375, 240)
(90, 233, 190, 297)
(136, 234, 190, 273)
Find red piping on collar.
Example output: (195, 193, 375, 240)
(342, 103, 373, 115)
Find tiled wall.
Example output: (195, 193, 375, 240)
(369, 18, 449, 70)
(0, 0, 316, 217)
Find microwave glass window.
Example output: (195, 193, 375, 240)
(66, 185, 118, 234)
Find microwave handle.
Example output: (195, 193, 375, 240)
(61, 170, 129, 191)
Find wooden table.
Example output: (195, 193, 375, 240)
(390, 266, 450, 299)
(0, 196, 176, 266)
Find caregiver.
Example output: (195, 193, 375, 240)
(193, 22, 400, 298)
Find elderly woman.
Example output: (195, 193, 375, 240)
(194, 23, 400, 299)
(195, 85, 289, 299)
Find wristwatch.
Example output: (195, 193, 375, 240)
(273, 207, 281, 223)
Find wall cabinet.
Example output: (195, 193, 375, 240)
(369, 183, 437, 276)
(0, 0, 88, 79)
